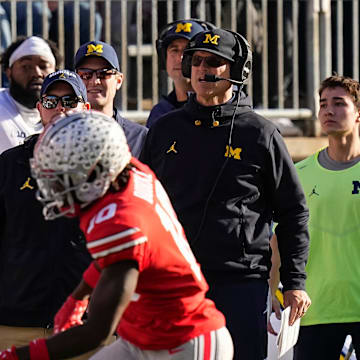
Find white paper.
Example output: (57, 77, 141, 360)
(276, 306, 300, 358)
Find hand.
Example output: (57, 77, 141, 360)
(283, 289, 311, 326)
(267, 294, 282, 336)
(0, 347, 18, 360)
(54, 295, 89, 334)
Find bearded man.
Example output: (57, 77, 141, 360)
(0, 36, 61, 153)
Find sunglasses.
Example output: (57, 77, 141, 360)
(41, 95, 84, 109)
(76, 68, 117, 80)
(191, 55, 227, 68)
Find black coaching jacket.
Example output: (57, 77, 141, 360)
(0, 135, 92, 327)
(140, 93, 309, 291)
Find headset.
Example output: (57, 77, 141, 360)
(181, 29, 252, 85)
(156, 19, 216, 69)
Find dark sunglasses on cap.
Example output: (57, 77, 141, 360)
(191, 54, 227, 68)
(41, 95, 84, 109)
(76, 68, 117, 80)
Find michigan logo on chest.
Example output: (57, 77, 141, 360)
(224, 145, 242, 160)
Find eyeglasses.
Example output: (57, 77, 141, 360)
(41, 95, 84, 109)
(76, 68, 117, 81)
(191, 55, 227, 68)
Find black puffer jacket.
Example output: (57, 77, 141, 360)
(140, 93, 309, 291)
(0, 135, 92, 327)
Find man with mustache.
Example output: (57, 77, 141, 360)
(0, 36, 60, 153)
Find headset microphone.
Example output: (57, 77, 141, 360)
(204, 74, 244, 86)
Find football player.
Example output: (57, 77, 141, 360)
(0, 111, 233, 360)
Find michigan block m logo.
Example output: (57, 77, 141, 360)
(225, 145, 242, 160)
(87, 44, 103, 55)
(352, 180, 360, 194)
(175, 23, 192, 33)
(203, 34, 220, 45)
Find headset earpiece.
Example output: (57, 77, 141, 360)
(156, 23, 176, 67)
(181, 29, 252, 84)
(181, 53, 193, 79)
(225, 31, 252, 83)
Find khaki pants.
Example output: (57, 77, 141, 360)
(0, 325, 115, 359)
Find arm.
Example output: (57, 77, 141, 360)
(269, 130, 309, 290)
(269, 132, 311, 325)
(269, 234, 281, 299)
(53, 261, 101, 334)
(14, 260, 139, 360)
(268, 234, 311, 330)
(270, 231, 311, 328)
(267, 234, 281, 335)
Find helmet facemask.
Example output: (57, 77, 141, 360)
(30, 166, 81, 219)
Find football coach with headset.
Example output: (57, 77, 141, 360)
(140, 28, 311, 359)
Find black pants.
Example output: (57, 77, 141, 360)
(294, 323, 360, 360)
(205, 277, 269, 360)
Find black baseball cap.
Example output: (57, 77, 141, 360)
(161, 20, 210, 49)
(74, 41, 120, 71)
(184, 28, 237, 62)
(40, 70, 88, 101)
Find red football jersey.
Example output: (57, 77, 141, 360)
(80, 158, 225, 350)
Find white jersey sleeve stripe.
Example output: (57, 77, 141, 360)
(91, 236, 148, 259)
(87, 228, 140, 249)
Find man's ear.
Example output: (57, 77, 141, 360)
(5, 68, 11, 82)
(115, 72, 123, 91)
(36, 100, 44, 120)
(36, 101, 42, 113)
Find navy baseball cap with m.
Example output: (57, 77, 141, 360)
(41, 70, 88, 101)
(74, 41, 120, 71)
(184, 28, 238, 63)
(160, 20, 213, 50)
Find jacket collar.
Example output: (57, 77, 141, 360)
(184, 92, 252, 128)
(16, 134, 39, 166)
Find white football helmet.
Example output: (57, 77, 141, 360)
(30, 111, 131, 220)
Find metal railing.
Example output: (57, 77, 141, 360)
(0, 0, 359, 135)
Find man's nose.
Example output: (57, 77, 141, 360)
(326, 107, 334, 115)
(30, 65, 43, 77)
(55, 101, 66, 112)
(88, 72, 101, 84)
